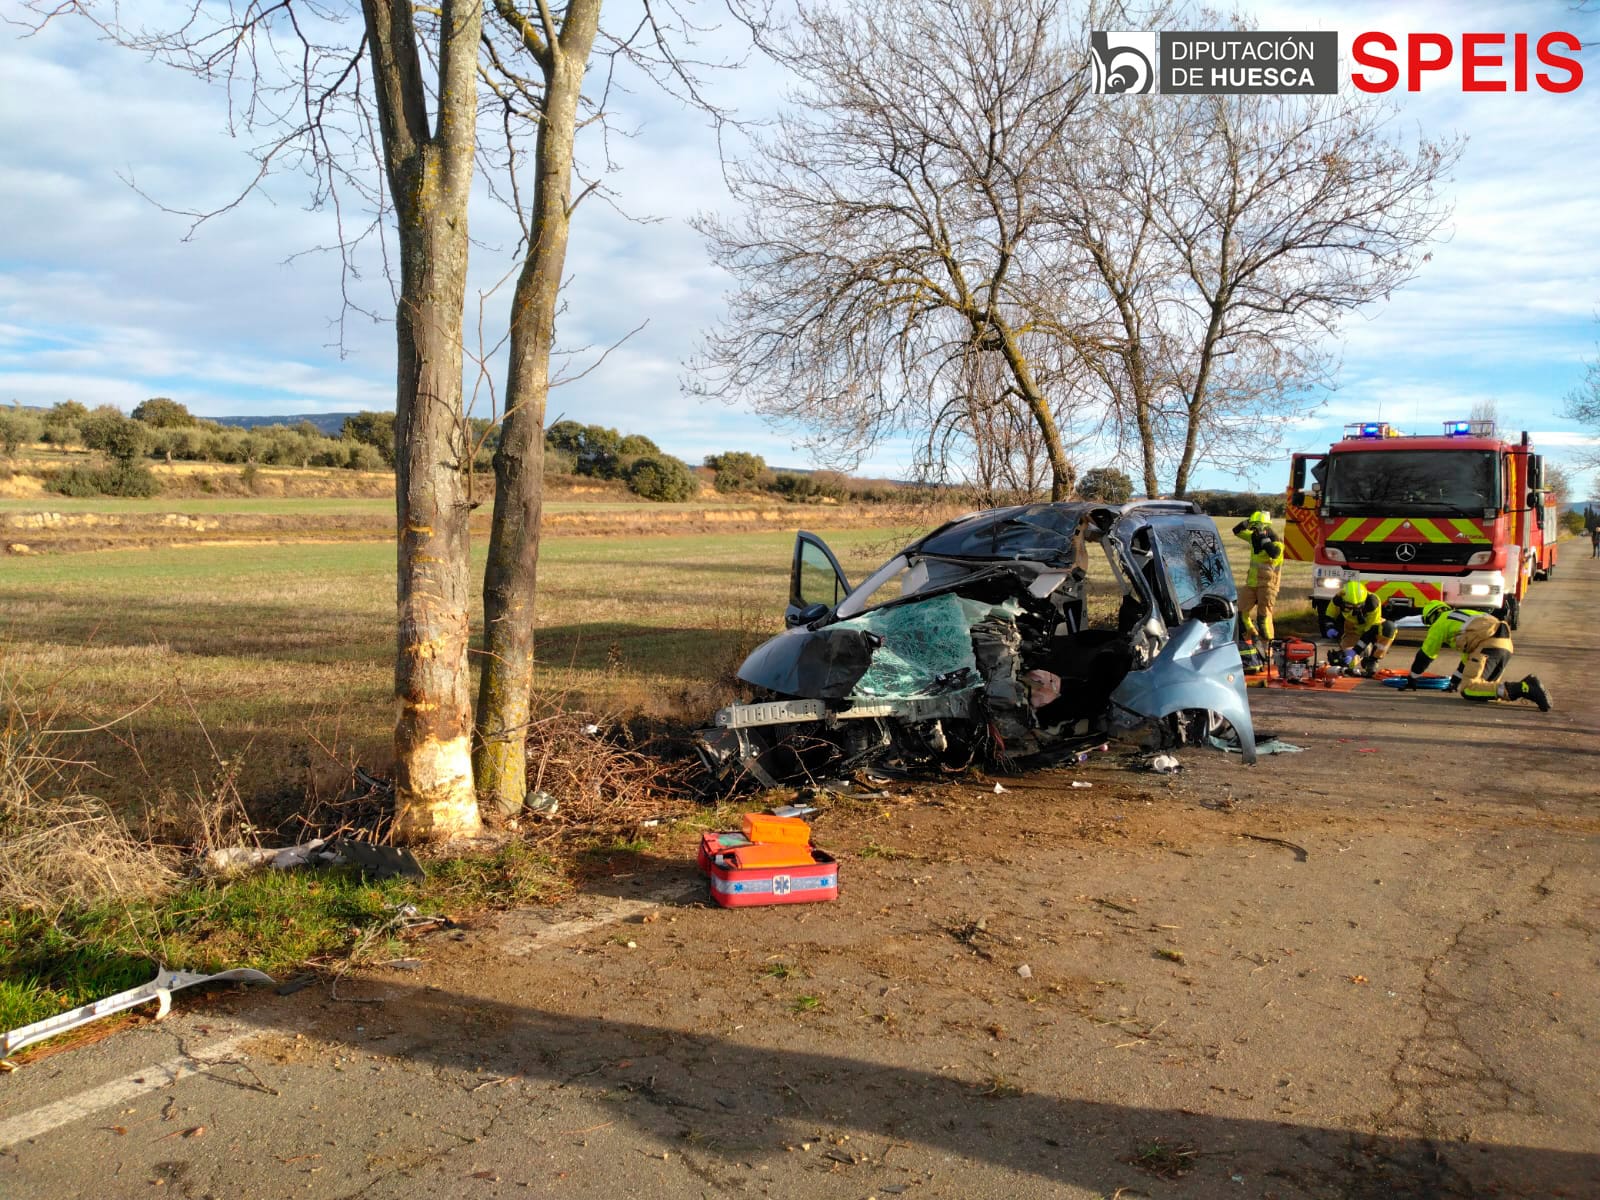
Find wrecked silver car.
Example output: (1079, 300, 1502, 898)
(696, 501, 1257, 788)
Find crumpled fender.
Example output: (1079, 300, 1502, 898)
(1109, 620, 1257, 763)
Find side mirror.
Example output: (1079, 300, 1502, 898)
(786, 601, 830, 628)
(1527, 490, 1542, 508)
(1185, 594, 1237, 624)
(1290, 490, 1307, 508)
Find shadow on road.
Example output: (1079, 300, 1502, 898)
(236, 980, 1598, 1199)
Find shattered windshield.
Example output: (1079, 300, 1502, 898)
(1151, 523, 1234, 617)
(1324, 451, 1497, 515)
(917, 504, 1082, 562)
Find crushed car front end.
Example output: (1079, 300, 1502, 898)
(695, 501, 1255, 789)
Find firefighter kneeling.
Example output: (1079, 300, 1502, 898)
(1408, 601, 1551, 711)
(1328, 580, 1396, 677)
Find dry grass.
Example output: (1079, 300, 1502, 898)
(0, 684, 176, 916)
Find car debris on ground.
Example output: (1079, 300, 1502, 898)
(696, 501, 1257, 792)
(1, 966, 276, 1060)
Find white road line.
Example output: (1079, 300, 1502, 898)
(498, 885, 701, 957)
(0, 1024, 264, 1148)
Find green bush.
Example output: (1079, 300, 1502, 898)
(47, 462, 160, 498)
(1078, 466, 1133, 503)
(706, 451, 771, 494)
(769, 471, 824, 502)
(80, 408, 149, 465)
(0, 409, 42, 456)
(131, 397, 195, 428)
(1559, 509, 1586, 536)
(625, 454, 698, 502)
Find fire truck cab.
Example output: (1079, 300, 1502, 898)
(1285, 420, 1559, 631)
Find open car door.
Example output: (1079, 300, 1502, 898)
(1284, 453, 1326, 562)
(787, 531, 852, 627)
(1107, 510, 1257, 763)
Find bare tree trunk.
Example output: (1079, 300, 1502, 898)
(365, 0, 484, 842)
(475, 0, 601, 816)
(987, 322, 1072, 500)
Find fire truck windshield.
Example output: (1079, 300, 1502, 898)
(1322, 450, 1498, 516)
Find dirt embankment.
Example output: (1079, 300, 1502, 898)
(2, 502, 933, 555)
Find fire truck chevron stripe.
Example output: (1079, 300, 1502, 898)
(1369, 518, 1405, 540)
(1332, 517, 1364, 541)
(1410, 519, 1451, 543)
(1374, 581, 1442, 605)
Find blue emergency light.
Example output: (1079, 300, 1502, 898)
(1361, 423, 1383, 437)
(1445, 420, 1471, 436)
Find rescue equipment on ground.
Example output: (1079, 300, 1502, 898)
(1382, 674, 1452, 690)
(699, 815, 840, 908)
(1271, 638, 1318, 684)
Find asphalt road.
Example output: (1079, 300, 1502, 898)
(3, 554, 1597, 1200)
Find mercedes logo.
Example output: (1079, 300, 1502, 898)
(1395, 543, 1418, 562)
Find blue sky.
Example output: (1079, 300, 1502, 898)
(1, 0, 1597, 494)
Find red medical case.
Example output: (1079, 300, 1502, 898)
(702, 845, 839, 908)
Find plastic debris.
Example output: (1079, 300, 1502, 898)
(2, 966, 275, 1058)
(993, 782, 1008, 794)
(1016, 964, 1033, 979)
(1070, 780, 1093, 789)
(1147, 753, 1182, 774)
(526, 790, 560, 816)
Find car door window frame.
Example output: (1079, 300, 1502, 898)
(789, 531, 852, 624)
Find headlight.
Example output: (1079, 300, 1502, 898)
(1319, 577, 1342, 590)
(1324, 547, 1346, 563)
(1466, 584, 1490, 597)
(1466, 551, 1492, 567)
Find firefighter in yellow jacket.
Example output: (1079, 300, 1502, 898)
(1329, 580, 1397, 676)
(1408, 601, 1550, 710)
(1231, 511, 1284, 642)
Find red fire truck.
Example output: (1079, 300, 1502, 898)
(1284, 420, 1559, 630)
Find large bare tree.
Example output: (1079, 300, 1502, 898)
(691, 0, 1090, 499)
(1140, 91, 1458, 496)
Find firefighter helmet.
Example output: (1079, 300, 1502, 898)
(1248, 510, 1270, 528)
(1421, 600, 1451, 626)
(1338, 579, 1368, 609)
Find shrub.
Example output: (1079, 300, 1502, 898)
(707, 450, 771, 494)
(47, 462, 160, 498)
(1559, 509, 1586, 536)
(131, 397, 195, 428)
(626, 454, 697, 502)
(0, 409, 42, 456)
(1079, 467, 1134, 503)
(769, 471, 823, 502)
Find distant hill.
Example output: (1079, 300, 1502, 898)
(212, 413, 357, 434)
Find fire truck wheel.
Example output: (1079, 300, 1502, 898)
(1497, 595, 1521, 631)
